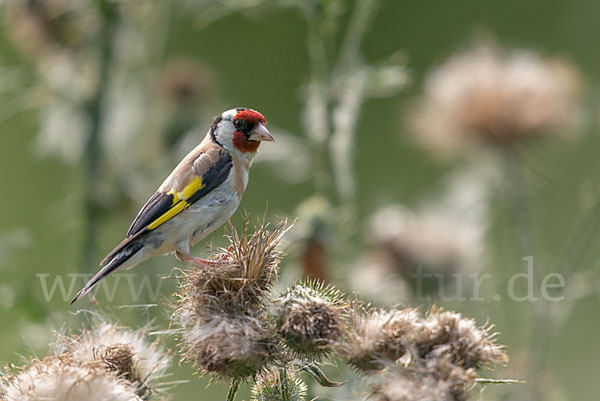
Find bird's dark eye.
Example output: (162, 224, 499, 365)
(233, 119, 250, 133)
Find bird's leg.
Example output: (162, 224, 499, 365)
(175, 250, 215, 268)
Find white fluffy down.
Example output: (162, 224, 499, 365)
(61, 323, 170, 383)
(1, 357, 141, 401)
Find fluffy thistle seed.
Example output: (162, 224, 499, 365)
(61, 323, 170, 396)
(274, 283, 347, 359)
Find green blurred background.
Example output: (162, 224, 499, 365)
(2, 0, 600, 400)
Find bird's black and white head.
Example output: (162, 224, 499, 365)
(210, 107, 274, 158)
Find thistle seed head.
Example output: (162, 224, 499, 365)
(59, 323, 170, 397)
(180, 314, 279, 381)
(342, 306, 506, 375)
(251, 368, 307, 401)
(343, 308, 422, 372)
(1, 355, 142, 401)
(376, 372, 452, 401)
(175, 219, 288, 316)
(374, 358, 474, 401)
(416, 307, 508, 370)
(97, 344, 136, 382)
(273, 282, 348, 360)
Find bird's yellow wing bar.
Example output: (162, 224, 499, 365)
(125, 151, 233, 238)
(146, 177, 204, 231)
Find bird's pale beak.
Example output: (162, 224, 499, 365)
(249, 122, 275, 142)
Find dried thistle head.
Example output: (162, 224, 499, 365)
(1, 355, 142, 401)
(97, 344, 136, 382)
(374, 358, 475, 401)
(175, 219, 288, 315)
(59, 323, 170, 397)
(342, 306, 507, 376)
(375, 371, 453, 401)
(251, 368, 307, 401)
(180, 314, 279, 381)
(411, 41, 581, 155)
(416, 307, 508, 370)
(342, 308, 422, 372)
(172, 218, 290, 382)
(273, 282, 348, 359)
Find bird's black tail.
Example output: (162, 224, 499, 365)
(70, 243, 143, 304)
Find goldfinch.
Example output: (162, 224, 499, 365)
(71, 107, 274, 304)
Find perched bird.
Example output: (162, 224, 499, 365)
(71, 107, 274, 304)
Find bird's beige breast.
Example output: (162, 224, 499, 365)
(232, 156, 250, 197)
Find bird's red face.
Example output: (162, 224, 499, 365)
(231, 108, 273, 153)
(211, 107, 274, 155)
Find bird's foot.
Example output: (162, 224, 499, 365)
(176, 251, 214, 269)
(191, 257, 216, 268)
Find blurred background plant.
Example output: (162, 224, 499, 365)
(2, 0, 600, 400)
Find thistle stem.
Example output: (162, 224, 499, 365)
(226, 380, 239, 401)
(502, 147, 533, 261)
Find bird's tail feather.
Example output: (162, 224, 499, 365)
(70, 243, 143, 304)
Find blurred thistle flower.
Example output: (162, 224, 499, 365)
(1, 323, 170, 401)
(358, 204, 484, 300)
(272, 282, 348, 360)
(370, 204, 484, 274)
(6, 0, 98, 59)
(160, 59, 215, 148)
(161, 59, 213, 107)
(350, 253, 413, 306)
(357, 167, 491, 300)
(299, 237, 328, 282)
(411, 42, 581, 155)
(288, 196, 336, 281)
(173, 218, 289, 381)
(251, 368, 307, 401)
